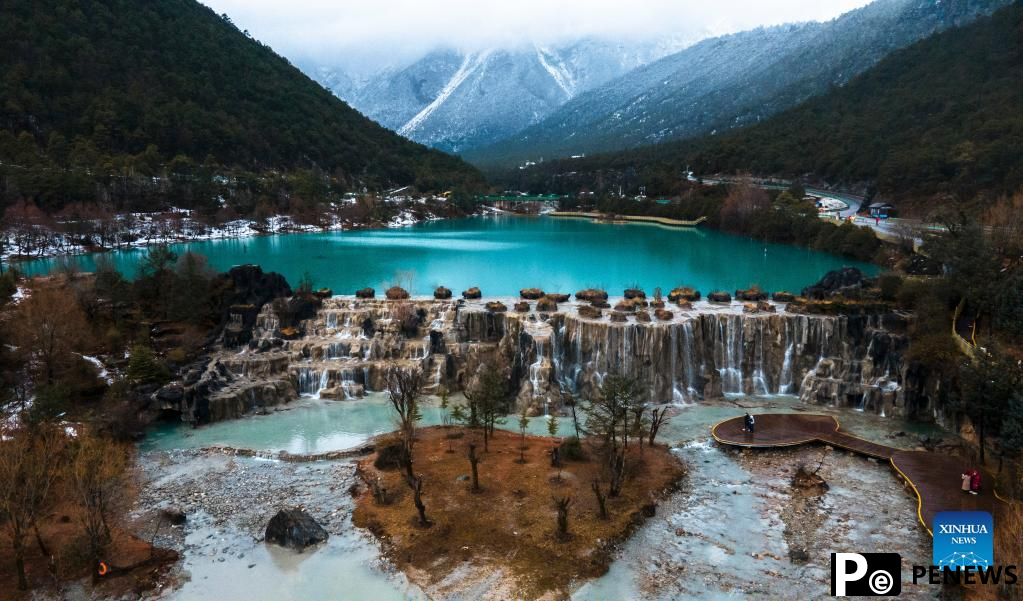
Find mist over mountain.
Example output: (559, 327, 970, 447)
(465, 0, 1011, 166)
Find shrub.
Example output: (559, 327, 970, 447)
(878, 273, 902, 301)
(559, 436, 586, 461)
(373, 437, 405, 470)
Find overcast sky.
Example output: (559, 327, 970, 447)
(202, 0, 874, 70)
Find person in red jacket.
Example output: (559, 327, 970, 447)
(969, 469, 982, 495)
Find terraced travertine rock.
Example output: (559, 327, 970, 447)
(172, 296, 912, 423)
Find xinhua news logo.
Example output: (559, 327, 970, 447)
(831, 552, 902, 596)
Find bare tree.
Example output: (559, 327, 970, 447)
(68, 432, 131, 583)
(553, 496, 572, 540)
(467, 443, 481, 492)
(648, 407, 671, 447)
(410, 473, 429, 527)
(591, 480, 609, 520)
(11, 282, 90, 386)
(0, 426, 65, 590)
(387, 367, 424, 483)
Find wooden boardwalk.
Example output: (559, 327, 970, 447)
(711, 413, 1002, 536)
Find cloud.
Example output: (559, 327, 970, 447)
(202, 0, 874, 68)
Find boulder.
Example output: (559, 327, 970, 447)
(462, 287, 482, 299)
(536, 297, 558, 312)
(635, 310, 652, 322)
(546, 293, 571, 303)
(735, 286, 767, 301)
(591, 299, 611, 309)
(609, 311, 628, 323)
(654, 309, 674, 321)
(650, 300, 665, 309)
(623, 288, 646, 300)
(434, 286, 452, 299)
(514, 301, 530, 313)
(155, 384, 184, 405)
(265, 508, 328, 552)
(772, 291, 796, 303)
(707, 291, 732, 303)
(614, 300, 637, 313)
(575, 289, 608, 302)
(758, 301, 776, 313)
(161, 506, 187, 526)
(315, 288, 333, 299)
(674, 299, 693, 310)
(385, 286, 410, 300)
(801, 267, 866, 300)
(577, 305, 602, 319)
(218, 265, 293, 348)
(355, 287, 375, 299)
(485, 301, 507, 313)
(668, 287, 700, 302)
(520, 288, 545, 300)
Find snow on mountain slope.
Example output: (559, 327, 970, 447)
(466, 0, 1012, 165)
(311, 37, 691, 153)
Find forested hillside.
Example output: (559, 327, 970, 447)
(502, 4, 1023, 205)
(0, 0, 483, 213)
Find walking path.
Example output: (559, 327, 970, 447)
(711, 413, 1004, 536)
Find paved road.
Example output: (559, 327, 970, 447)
(693, 175, 938, 243)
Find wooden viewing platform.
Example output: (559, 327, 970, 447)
(711, 413, 1005, 536)
(548, 211, 707, 227)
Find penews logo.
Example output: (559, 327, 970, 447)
(933, 511, 994, 570)
(831, 552, 902, 596)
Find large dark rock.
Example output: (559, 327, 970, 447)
(575, 289, 608, 302)
(668, 287, 700, 302)
(265, 508, 328, 552)
(520, 288, 545, 300)
(355, 287, 375, 299)
(385, 286, 410, 300)
(801, 267, 866, 300)
(536, 297, 558, 312)
(161, 506, 187, 525)
(707, 291, 731, 303)
(623, 288, 646, 300)
(735, 286, 767, 302)
(462, 287, 482, 299)
(434, 286, 452, 299)
(218, 265, 292, 348)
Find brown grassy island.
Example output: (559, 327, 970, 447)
(353, 425, 686, 598)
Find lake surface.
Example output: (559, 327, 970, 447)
(18, 215, 877, 294)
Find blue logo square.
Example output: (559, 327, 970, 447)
(933, 511, 994, 570)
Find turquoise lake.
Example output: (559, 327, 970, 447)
(17, 215, 877, 294)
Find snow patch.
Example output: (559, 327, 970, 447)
(398, 50, 492, 136)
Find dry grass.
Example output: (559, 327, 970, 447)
(353, 426, 686, 598)
(0, 500, 174, 601)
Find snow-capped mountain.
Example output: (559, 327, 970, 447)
(466, 0, 1011, 165)
(311, 37, 693, 153)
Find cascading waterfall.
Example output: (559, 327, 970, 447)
(207, 298, 910, 425)
(778, 320, 795, 394)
